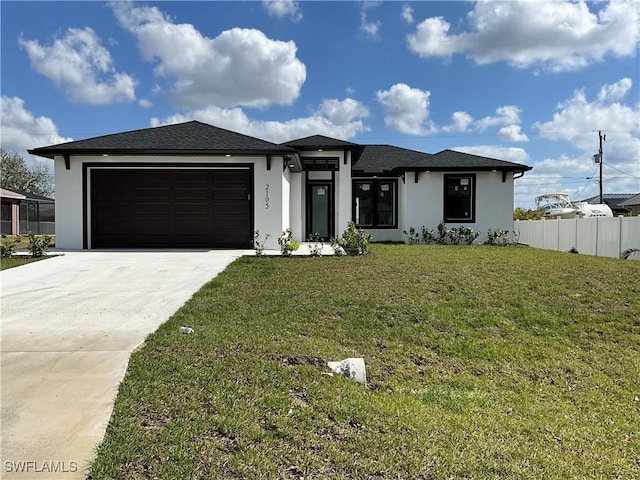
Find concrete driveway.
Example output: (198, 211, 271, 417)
(1, 250, 246, 479)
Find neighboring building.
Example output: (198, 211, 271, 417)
(620, 193, 640, 216)
(0, 186, 55, 236)
(580, 193, 636, 216)
(29, 121, 532, 250)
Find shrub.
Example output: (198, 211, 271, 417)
(277, 229, 299, 256)
(28, 232, 51, 258)
(332, 221, 372, 255)
(404, 224, 479, 245)
(1, 235, 18, 258)
(457, 226, 480, 245)
(485, 229, 518, 246)
(437, 221, 449, 244)
(307, 233, 324, 257)
(402, 227, 420, 245)
(252, 230, 271, 256)
(420, 226, 438, 244)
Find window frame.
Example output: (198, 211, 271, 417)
(352, 178, 398, 229)
(443, 173, 476, 223)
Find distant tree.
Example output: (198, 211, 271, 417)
(0, 149, 53, 197)
(513, 207, 542, 220)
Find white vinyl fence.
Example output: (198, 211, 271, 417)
(515, 216, 640, 258)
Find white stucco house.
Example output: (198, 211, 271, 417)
(29, 121, 532, 250)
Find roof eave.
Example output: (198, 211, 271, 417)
(393, 165, 534, 173)
(28, 147, 296, 160)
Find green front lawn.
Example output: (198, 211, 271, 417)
(0, 256, 47, 270)
(90, 245, 640, 479)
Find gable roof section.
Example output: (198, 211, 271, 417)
(353, 145, 433, 173)
(282, 135, 361, 150)
(353, 146, 532, 174)
(410, 149, 533, 172)
(29, 121, 295, 159)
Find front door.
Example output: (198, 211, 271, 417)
(307, 182, 333, 240)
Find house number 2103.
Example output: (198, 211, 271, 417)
(265, 184, 270, 209)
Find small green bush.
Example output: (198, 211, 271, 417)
(1, 235, 18, 258)
(28, 232, 51, 257)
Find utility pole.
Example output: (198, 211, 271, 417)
(598, 131, 605, 204)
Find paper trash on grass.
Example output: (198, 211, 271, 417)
(327, 358, 367, 385)
(179, 326, 195, 334)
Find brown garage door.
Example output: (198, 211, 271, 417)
(91, 169, 252, 248)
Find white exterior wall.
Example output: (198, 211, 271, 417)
(289, 171, 303, 243)
(362, 171, 515, 244)
(54, 154, 288, 250)
(53, 155, 84, 249)
(254, 156, 287, 250)
(336, 151, 352, 236)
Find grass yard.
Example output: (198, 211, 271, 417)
(0, 256, 48, 270)
(90, 245, 640, 480)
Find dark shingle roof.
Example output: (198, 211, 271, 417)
(353, 145, 433, 173)
(353, 146, 532, 174)
(282, 135, 361, 149)
(412, 149, 533, 171)
(29, 121, 295, 158)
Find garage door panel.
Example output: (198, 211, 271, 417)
(91, 168, 251, 248)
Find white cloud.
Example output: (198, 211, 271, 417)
(376, 83, 435, 135)
(262, 0, 302, 21)
(150, 98, 370, 144)
(443, 111, 474, 133)
(477, 105, 522, 130)
(111, 1, 306, 108)
(360, 12, 381, 38)
(318, 98, 370, 125)
(0, 96, 73, 153)
(442, 105, 528, 142)
(19, 27, 137, 104)
(531, 78, 639, 201)
(401, 4, 414, 24)
(498, 125, 529, 142)
(408, 16, 468, 57)
(138, 99, 153, 108)
(360, 1, 382, 38)
(453, 145, 531, 165)
(534, 78, 639, 150)
(407, 0, 640, 72)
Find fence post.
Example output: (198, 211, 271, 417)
(617, 215, 623, 258)
(595, 217, 599, 257)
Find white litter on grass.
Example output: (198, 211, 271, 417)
(179, 326, 195, 334)
(327, 358, 367, 385)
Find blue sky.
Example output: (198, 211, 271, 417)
(1, 0, 638, 208)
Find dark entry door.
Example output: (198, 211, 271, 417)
(307, 182, 333, 240)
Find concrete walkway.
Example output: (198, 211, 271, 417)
(1, 250, 246, 479)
